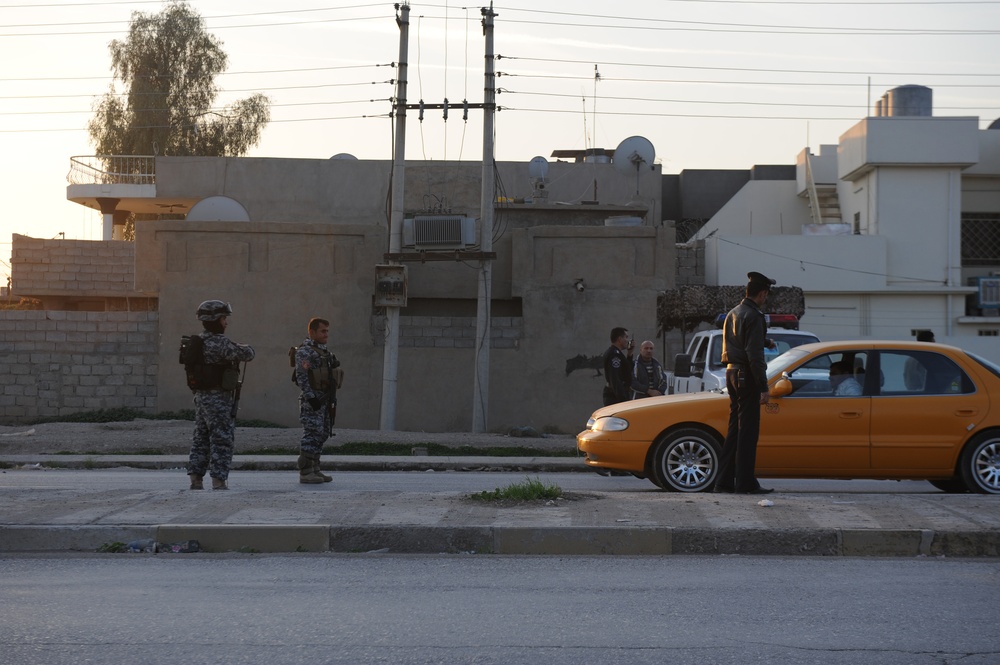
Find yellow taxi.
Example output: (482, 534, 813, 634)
(577, 341, 1000, 494)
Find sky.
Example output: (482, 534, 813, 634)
(1, 0, 999, 284)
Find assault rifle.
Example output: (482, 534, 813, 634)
(231, 361, 247, 419)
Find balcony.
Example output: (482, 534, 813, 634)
(66, 155, 197, 216)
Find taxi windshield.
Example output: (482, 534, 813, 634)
(766, 348, 810, 380)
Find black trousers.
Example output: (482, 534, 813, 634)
(715, 366, 762, 492)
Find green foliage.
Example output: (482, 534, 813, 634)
(88, 1, 269, 158)
(97, 542, 128, 553)
(20, 408, 284, 429)
(324, 442, 576, 457)
(470, 476, 563, 502)
(236, 418, 288, 429)
(26, 408, 186, 425)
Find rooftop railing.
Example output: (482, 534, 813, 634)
(67, 155, 156, 186)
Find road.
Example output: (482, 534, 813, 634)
(0, 554, 997, 665)
(0, 468, 942, 494)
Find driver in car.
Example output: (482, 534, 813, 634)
(829, 360, 863, 396)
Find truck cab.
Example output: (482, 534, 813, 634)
(671, 315, 819, 394)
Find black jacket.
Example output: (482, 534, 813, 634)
(721, 298, 769, 389)
(602, 345, 632, 405)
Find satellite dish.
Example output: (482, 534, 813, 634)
(528, 156, 549, 180)
(528, 156, 550, 202)
(330, 153, 358, 160)
(613, 136, 656, 199)
(186, 196, 251, 222)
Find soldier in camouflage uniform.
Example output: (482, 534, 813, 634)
(294, 317, 341, 484)
(187, 300, 256, 490)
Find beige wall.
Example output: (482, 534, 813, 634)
(138, 157, 671, 433)
(9, 157, 670, 430)
(0, 310, 158, 421)
(137, 218, 671, 433)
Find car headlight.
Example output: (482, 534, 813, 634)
(591, 416, 629, 432)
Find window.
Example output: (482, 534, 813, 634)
(878, 350, 974, 395)
(961, 213, 1000, 266)
(785, 351, 868, 397)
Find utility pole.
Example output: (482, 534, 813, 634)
(380, 2, 410, 430)
(472, 3, 496, 433)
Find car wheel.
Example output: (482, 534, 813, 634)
(959, 432, 1000, 494)
(928, 479, 968, 493)
(650, 428, 720, 493)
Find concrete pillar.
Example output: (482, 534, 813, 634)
(112, 210, 129, 241)
(95, 197, 120, 241)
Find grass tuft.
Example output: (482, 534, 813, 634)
(470, 476, 563, 502)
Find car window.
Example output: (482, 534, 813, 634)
(767, 348, 809, 379)
(690, 337, 707, 366)
(708, 337, 724, 370)
(878, 350, 974, 396)
(783, 351, 869, 397)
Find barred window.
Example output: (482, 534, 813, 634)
(962, 213, 1000, 265)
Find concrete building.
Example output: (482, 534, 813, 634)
(6, 83, 998, 427)
(689, 86, 1000, 361)
(8, 154, 669, 431)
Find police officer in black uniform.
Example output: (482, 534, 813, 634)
(714, 272, 776, 494)
(602, 326, 633, 406)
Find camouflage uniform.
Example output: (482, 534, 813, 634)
(294, 338, 338, 455)
(188, 331, 255, 483)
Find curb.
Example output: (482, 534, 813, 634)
(4, 524, 999, 557)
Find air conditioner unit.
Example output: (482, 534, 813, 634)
(976, 276, 1000, 308)
(403, 215, 477, 249)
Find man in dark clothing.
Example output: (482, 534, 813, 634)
(714, 272, 776, 495)
(294, 317, 342, 484)
(602, 326, 633, 406)
(186, 300, 255, 491)
(631, 340, 668, 399)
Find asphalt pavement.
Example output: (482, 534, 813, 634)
(2, 441, 999, 557)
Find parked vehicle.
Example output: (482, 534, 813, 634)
(578, 340, 1000, 494)
(671, 314, 819, 394)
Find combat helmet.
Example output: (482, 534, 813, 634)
(196, 300, 233, 321)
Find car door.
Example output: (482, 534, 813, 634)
(869, 349, 988, 473)
(757, 350, 872, 475)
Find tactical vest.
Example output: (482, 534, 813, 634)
(289, 344, 341, 392)
(180, 334, 239, 392)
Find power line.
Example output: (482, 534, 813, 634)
(499, 72, 1000, 88)
(498, 88, 992, 111)
(4, 3, 999, 38)
(0, 63, 395, 82)
(500, 56, 1000, 79)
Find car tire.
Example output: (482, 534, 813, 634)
(928, 479, 968, 493)
(650, 428, 721, 493)
(959, 431, 1000, 494)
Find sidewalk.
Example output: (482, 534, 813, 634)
(1, 423, 999, 557)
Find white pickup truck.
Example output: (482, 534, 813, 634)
(671, 315, 820, 394)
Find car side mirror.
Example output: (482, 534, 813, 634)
(673, 353, 692, 378)
(770, 374, 793, 398)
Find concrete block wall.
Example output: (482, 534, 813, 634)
(675, 240, 706, 286)
(0, 310, 158, 422)
(10, 235, 137, 295)
(393, 316, 523, 349)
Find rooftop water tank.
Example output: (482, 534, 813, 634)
(886, 85, 932, 117)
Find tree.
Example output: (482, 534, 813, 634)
(88, 1, 270, 158)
